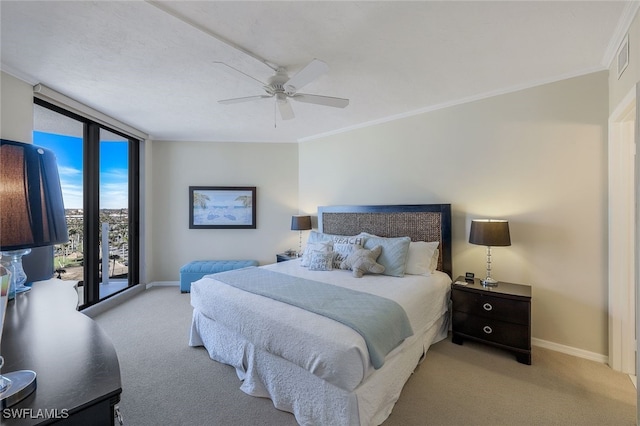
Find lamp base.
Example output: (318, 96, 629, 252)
(0, 370, 37, 408)
(1, 249, 33, 297)
(481, 277, 498, 287)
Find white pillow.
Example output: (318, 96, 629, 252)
(301, 240, 333, 267)
(405, 241, 439, 275)
(430, 248, 440, 273)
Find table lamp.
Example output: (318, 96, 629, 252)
(291, 215, 312, 256)
(469, 219, 511, 287)
(0, 139, 69, 407)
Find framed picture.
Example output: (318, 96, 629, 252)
(189, 186, 256, 229)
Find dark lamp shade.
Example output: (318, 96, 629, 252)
(0, 140, 69, 250)
(291, 215, 312, 231)
(469, 219, 511, 247)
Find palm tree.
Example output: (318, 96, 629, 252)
(109, 254, 120, 276)
(235, 195, 252, 207)
(193, 192, 210, 209)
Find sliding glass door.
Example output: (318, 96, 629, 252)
(33, 99, 140, 308)
(97, 129, 131, 297)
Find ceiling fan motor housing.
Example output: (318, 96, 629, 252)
(267, 69, 295, 96)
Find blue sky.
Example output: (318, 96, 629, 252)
(33, 131, 129, 209)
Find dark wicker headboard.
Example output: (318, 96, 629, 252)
(318, 204, 452, 278)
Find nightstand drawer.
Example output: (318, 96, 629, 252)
(451, 288, 529, 325)
(452, 311, 530, 350)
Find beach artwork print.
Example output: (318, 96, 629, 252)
(189, 186, 256, 229)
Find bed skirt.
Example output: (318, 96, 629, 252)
(189, 308, 448, 426)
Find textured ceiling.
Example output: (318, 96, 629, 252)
(1, 1, 636, 142)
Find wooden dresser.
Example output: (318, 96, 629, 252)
(451, 276, 532, 365)
(2, 279, 122, 425)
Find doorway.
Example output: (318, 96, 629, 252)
(608, 85, 637, 380)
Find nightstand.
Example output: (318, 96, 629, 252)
(276, 252, 298, 262)
(451, 276, 532, 365)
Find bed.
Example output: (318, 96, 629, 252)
(189, 204, 452, 425)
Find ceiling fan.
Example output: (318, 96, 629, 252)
(143, 3, 347, 121)
(218, 59, 349, 120)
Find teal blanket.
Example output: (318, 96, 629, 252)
(211, 267, 413, 369)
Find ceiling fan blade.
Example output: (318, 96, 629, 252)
(277, 98, 295, 120)
(218, 95, 272, 105)
(291, 93, 349, 108)
(284, 59, 329, 93)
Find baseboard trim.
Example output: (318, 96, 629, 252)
(82, 284, 146, 318)
(146, 281, 179, 288)
(532, 338, 608, 364)
(82, 282, 180, 318)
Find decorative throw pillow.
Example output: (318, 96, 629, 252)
(359, 233, 411, 277)
(340, 245, 385, 278)
(308, 231, 363, 245)
(307, 232, 364, 269)
(301, 241, 333, 267)
(307, 230, 333, 243)
(332, 242, 362, 269)
(331, 235, 364, 245)
(308, 251, 334, 271)
(405, 241, 440, 275)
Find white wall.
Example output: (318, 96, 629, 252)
(147, 140, 299, 282)
(299, 71, 609, 356)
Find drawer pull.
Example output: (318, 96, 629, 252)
(483, 325, 493, 334)
(483, 303, 493, 311)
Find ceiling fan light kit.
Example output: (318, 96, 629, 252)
(219, 58, 349, 121)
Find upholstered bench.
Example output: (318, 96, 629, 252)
(180, 260, 258, 293)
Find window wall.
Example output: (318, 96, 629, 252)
(33, 99, 140, 308)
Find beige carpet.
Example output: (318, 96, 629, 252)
(92, 286, 636, 426)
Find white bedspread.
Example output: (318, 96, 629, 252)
(190, 259, 451, 392)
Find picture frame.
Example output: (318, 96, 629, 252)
(189, 186, 256, 229)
